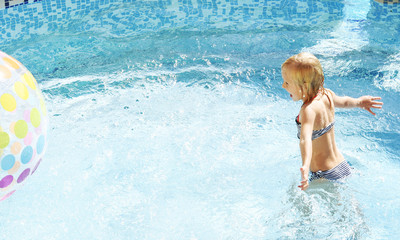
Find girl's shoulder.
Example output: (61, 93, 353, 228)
(324, 88, 333, 94)
(299, 101, 318, 118)
(300, 89, 335, 119)
(323, 88, 337, 100)
(302, 91, 332, 114)
(322, 88, 336, 109)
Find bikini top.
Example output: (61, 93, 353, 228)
(295, 115, 334, 140)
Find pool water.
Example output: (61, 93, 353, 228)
(1, 0, 400, 239)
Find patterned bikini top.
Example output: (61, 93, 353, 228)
(295, 115, 334, 140)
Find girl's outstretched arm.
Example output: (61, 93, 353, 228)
(327, 89, 383, 115)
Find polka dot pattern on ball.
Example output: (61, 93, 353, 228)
(0, 175, 13, 188)
(22, 72, 37, 90)
(30, 108, 41, 128)
(0, 93, 17, 112)
(14, 120, 28, 139)
(36, 135, 45, 155)
(17, 168, 30, 184)
(1, 155, 15, 171)
(3, 57, 20, 70)
(0, 65, 11, 79)
(0, 51, 48, 202)
(14, 81, 29, 100)
(0, 132, 10, 149)
(21, 146, 33, 164)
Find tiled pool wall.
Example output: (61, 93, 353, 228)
(0, 0, 346, 42)
(0, 0, 36, 9)
(0, 0, 398, 44)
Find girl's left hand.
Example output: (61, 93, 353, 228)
(298, 167, 309, 190)
(358, 96, 383, 115)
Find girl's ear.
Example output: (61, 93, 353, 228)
(299, 87, 305, 97)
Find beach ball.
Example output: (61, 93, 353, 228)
(0, 51, 48, 201)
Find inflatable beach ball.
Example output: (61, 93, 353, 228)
(0, 51, 48, 201)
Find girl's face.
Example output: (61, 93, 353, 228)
(282, 67, 303, 102)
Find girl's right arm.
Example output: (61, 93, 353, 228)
(327, 89, 383, 115)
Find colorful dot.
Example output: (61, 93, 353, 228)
(3, 56, 20, 69)
(0, 175, 13, 188)
(36, 135, 45, 155)
(21, 146, 33, 164)
(23, 109, 30, 122)
(22, 72, 37, 90)
(9, 122, 15, 134)
(8, 161, 20, 175)
(35, 125, 42, 135)
(0, 65, 12, 79)
(11, 142, 22, 155)
(0, 93, 16, 112)
(30, 108, 41, 128)
(0, 132, 10, 149)
(40, 99, 47, 116)
(14, 120, 28, 139)
(24, 132, 33, 146)
(17, 168, 30, 184)
(14, 81, 29, 100)
(31, 158, 41, 175)
(1, 155, 15, 171)
(0, 190, 16, 201)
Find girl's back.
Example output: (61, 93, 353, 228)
(300, 90, 344, 172)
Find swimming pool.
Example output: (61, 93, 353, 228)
(0, 0, 399, 239)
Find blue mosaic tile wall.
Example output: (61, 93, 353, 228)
(0, 0, 35, 9)
(369, 0, 400, 21)
(0, 0, 348, 42)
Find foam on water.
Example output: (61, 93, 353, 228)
(374, 52, 400, 92)
(4, 72, 293, 239)
(0, 65, 398, 238)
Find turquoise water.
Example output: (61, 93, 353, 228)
(0, 0, 400, 239)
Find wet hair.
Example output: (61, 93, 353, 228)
(281, 52, 325, 103)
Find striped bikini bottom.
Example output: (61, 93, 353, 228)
(309, 160, 352, 182)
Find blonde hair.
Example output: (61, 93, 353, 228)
(281, 52, 325, 103)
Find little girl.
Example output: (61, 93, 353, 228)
(281, 52, 383, 190)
